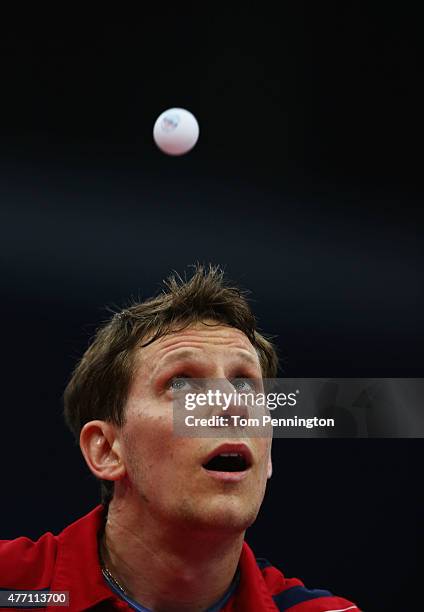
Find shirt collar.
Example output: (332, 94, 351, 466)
(50, 505, 114, 611)
(237, 542, 280, 611)
(49, 505, 279, 612)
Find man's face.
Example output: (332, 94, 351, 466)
(117, 321, 272, 532)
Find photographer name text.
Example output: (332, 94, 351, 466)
(185, 415, 335, 429)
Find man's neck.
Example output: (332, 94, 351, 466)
(100, 499, 245, 612)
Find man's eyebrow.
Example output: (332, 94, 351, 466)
(151, 349, 204, 379)
(151, 348, 260, 379)
(232, 351, 261, 367)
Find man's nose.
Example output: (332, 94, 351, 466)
(208, 378, 253, 421)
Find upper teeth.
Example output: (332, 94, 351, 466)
(220, 453, 241, 457)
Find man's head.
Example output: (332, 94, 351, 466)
(64, 264, 278, 531)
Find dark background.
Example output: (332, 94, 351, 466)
(1, 8, 422, 611)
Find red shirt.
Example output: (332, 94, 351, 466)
(0, 506, 360, 611)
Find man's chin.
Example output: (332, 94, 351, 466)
(178, 499, 260, 533)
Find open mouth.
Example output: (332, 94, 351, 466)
(203, 453, 248, 472)
(202, 445, 252, 473)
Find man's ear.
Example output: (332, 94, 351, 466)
(267, 455, 273, 479)
(79, 420, 126, 483)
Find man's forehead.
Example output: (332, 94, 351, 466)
(136, 321, 259, 366)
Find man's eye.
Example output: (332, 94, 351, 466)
(168, 377, 191, 391)
(232, 379, 256, 392)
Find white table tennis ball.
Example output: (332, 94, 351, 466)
(153, 108, 199, 156)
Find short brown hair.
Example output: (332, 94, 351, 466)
(63, 264, 278, 506)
